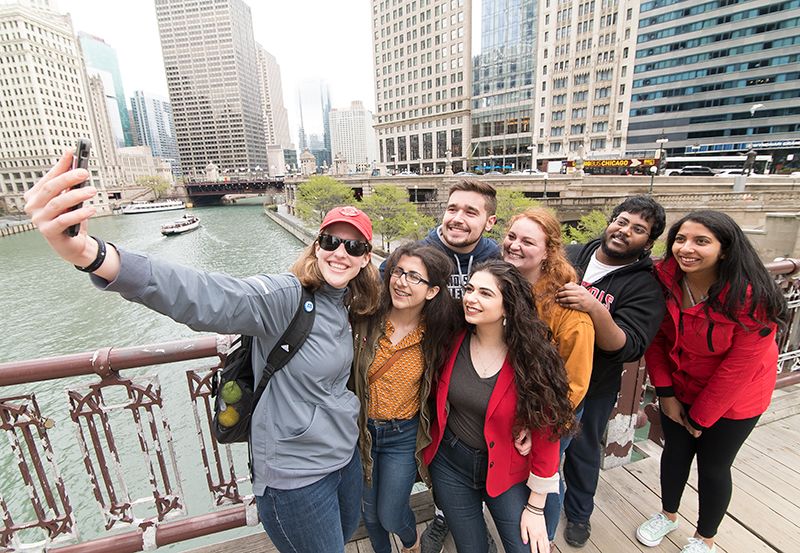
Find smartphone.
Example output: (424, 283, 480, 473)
(64, 138, 92, 237)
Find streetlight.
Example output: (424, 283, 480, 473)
(527, 145, 535, 172)
(391, 154, 397, 175)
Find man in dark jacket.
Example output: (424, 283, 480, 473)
(556, 195, 667, 548)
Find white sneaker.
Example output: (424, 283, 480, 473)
(636, 513, 679, 547)
(681, 537, 717, 552)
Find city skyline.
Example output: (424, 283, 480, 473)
(57, 0, 375, 141)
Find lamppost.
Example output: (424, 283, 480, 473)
(648, 165, 658, 194)
(655, 135, 669, 175)
(391, 154, 397, 175)
(527, 145, 535, 172)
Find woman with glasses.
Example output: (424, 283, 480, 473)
(351, 243, 459, 553)
(23, 152, 380, 553)
(424, 259, 576, 553)
(502, 208, 594, 544)
(636, 211, 787, 553)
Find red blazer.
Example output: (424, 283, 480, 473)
(422, 330, 559, 497)
(645, 258, 778, 429)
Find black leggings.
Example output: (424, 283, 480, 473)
(660, 409, 759, 538)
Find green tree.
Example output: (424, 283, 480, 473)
(361, 185, 433, 251)
(562, 210, 609, 244)
(487, 189, 540, 241)
(295, 176, 356, 225)
(135, 175, 171, 200)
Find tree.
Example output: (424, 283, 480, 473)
(135, 175, 171, 200)
(360, 185, 433, 251)
(295, 176, 356, 225)
(487, 189, 540, 241)
(562, 210, 608, 244)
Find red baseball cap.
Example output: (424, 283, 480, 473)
(319, 206, 373, 241)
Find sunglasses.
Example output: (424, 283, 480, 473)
(317, 233, 371, 257)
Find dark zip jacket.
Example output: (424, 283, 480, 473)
(422, 226, 500, 299)
(566, 238, 666, 398)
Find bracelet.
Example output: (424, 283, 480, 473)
(525, 503, 545, 516)
(74, 236, 107, 273)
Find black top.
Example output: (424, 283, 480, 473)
(566, 238, 666, 398)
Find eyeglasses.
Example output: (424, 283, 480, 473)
(317, 233, 371, 257)
(389, 267, 430, 286)
(610, 217, 651, 236)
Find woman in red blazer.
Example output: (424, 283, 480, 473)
(636, 211, 787, 553)
(423, 259, 575, 553)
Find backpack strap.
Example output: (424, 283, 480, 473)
(251, 286, 316, 412)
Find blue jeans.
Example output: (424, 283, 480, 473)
(429, 427, 531, 553)
(362, 417, 420, 553)
(255, 450, 362, 553)
(563, 392, 617, 524)
(544, 406, 584, 540)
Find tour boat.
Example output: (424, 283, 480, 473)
(121, 199, 185, 214)
(160, 214, 200, 236)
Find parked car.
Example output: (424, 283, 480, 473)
(715, 169, 745, 177)
(455, 171, 477, 176)
(508, 169, 546, 176)
(670, 165, 716, 176)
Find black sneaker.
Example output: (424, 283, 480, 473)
(420, 514, 448, 553)
(564, 520, 591, 548)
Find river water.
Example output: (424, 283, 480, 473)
(0, 204, 304, 550)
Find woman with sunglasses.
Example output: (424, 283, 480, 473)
(502, 208, 595, 544)
(351, 243, 459, 553)
(23, 152, 380, 553)
(424, 259, 576, 553)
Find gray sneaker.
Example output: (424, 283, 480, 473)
(420, 515, 448, 553)
(636, 513, 679, 547)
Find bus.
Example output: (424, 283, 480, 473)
(663, 155, 773, 175)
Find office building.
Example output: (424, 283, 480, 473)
(297, 80, 331, 167)
(329, 101, 379, 173)
(154, 0, 267, 177)
(130, 90, 182, 177)
(77, 32, 133, 147)
(626, 0, 800, 167)
(470, 0, 536, 172)
(255, 44, 292, 149)
(371, 0, 472, 174)
(0, 1, 110, 213)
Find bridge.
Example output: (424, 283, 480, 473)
(179, 178, 286, 206)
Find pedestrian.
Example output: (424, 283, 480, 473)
(23, 151, 380, 553)
(636, 211, 787, 553)
(558, 195, 667, 548)
(502, 208, 595, 543)
(351, 243, 460, 553)
(423, 259, 576, 553)
(413, 178, 501, 553)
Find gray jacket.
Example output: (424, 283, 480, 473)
(92, 248, 360, 495)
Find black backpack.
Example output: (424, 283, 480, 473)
(211, 286, 316, 444)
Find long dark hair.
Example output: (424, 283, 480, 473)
(380, 243, 460, 374)
(664, 210, 788, 327)
(468, 259, 575, 438)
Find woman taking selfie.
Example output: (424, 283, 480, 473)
(351, 243, 458, 553)
(23, 151, 380, 553)
(636, 210, 787, 553)
(423, 259, 575, 553)
(502, 208, 594, 542)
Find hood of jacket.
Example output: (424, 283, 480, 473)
(423, 227, 500, 297)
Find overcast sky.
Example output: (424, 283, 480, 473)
(56, 0, 376, 140)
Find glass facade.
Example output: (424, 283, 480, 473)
(470, 0, 537, 171)
(627, 0, 800, 168)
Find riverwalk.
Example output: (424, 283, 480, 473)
(190, 384, 800, 553)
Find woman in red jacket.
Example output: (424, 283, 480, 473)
(423, 259, 575, 553)
(636, 211, 787, 553)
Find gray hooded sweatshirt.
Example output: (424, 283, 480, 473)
(91, 248, 359, 495)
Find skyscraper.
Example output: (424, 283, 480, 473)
(255, 45, 292, 150)
(470, 0, 537, 172)
(297, 80, 332, 167)
(626, 0, 800, 166)
(371, 0, 473, 174)
(154, 0, 267, 177)
(130, 91, 182, 177)
(329, 101, 379, 173)
(77, 32, 133, 147)
(0, 0, 110, 213)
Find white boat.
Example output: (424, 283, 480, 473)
(121, 199, 185, 214)
(161, 214, 200, 236)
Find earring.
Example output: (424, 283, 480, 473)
(502, 317, 507, 327)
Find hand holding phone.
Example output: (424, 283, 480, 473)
(64, 138, 92, 237)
